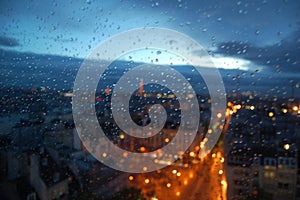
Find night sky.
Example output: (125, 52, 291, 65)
(0, 0, 300, 96)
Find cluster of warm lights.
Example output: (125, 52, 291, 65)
(171, 169, 182, 177)
(129, 147, 228, 199)
(282, 106, 300, 114)
(227, 102, 242, 115)
(227, 102, 300, 118)
(211, 151, 227, 190)
(292, 106, 300, 115)
(269, 105, 300, 117)
(226, 108, 234, 116)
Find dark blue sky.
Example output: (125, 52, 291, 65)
(1, 0, 299, 56)
(0, 0, 300, 95)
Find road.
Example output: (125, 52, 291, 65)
(128, 151, 227, 200)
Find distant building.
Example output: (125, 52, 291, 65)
(29, 147, 69, 200)
(226, 144, 298, 200)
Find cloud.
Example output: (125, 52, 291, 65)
(0, 36, 19, 47)
(214, 29, 300, 73)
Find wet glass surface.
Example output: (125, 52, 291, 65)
(0, 1, 300, 199)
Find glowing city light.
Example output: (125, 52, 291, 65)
(184, 179, 188, 185)
(189, 152, 195, 157)
(282, 108, 288, 113)
(128, 176, 134, 181)
(284, 144, 290, 150)
(220, 157, 225, 163)
(140, 146, 146, 152)
(227, 102, 233, 107)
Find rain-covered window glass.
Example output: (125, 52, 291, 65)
(0, 0, 299, 199)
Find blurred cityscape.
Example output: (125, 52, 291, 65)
(0, 85, 300, 200)
(1, 0, 299, 199)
